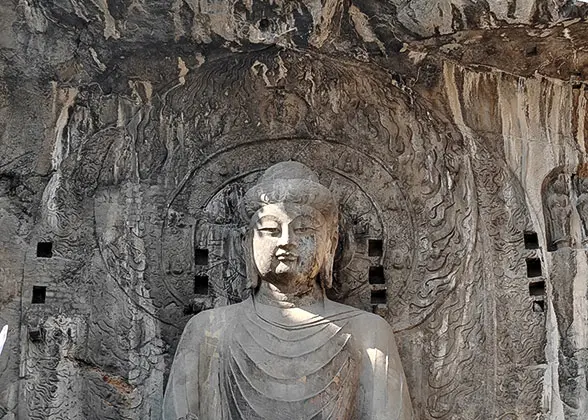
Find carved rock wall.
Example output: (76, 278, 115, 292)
(1, 1, 588, 419)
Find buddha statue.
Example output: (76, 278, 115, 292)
(162, 162, 413, 420)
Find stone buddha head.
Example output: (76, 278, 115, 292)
(240, 161, 339, 291)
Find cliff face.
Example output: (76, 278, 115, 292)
(1, 1, 588, 419)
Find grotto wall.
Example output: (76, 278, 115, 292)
(2, 0, 588, 419)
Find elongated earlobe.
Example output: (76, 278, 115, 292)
(320, 233, 338, 289)
(243, 232, 259, 289)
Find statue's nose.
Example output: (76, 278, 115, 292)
(277, 225, 295, 247)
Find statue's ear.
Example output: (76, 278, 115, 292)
(242, 230, 259, 289)
(320, 231, 338, 289)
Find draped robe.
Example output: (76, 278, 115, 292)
(163, 297, 413, 420)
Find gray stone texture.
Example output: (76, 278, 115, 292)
(1, 0, 588, 419)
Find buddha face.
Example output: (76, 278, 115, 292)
(250, 202, 331, 288)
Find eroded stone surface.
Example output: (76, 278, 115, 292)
(1, 1, 588, 419)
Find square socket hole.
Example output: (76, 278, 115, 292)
(194, 249, 209, 266)
(369, 266, 386, 284)
(368, 239, 383, 257)
(533, 300, 545, 313)
(29, 328, 42, 342)
(194, 275, 209, 295)
(371, 289, 387, 305)
(32, 286, 46, 304)
(524, 232, 539, 249)
(529, 281, 545, 297)
(526, 258, 542, 278)
(36, 242, 53, 258)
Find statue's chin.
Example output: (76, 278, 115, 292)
(269, 271, 301, 285)
(275, 261, 298, 274)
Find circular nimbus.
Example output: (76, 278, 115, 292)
(161, 138, 416, 321)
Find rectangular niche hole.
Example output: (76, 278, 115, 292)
(369, 266, 386, 284)
(29, 328, 42, 342)
(529, 281, 546, 297)
(368, 239, 384, 257)
(526, 258, 542, 277)
(194, 249, 209, 266)
(32, 286, 46, 304)
(533, 300, 545, 313)
(371, 289, 387, 305)
(524, 232, 539, 249)
(194, 275, 209, 295)
(36, 242, 53, 258)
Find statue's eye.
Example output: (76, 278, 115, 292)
(294, 226, 316, 234)
(258, 226, 280, 235)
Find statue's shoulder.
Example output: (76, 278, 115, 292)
(325, 299, 389, 322)
(182, 300, 248, 337)
(324, 299, 395, 340)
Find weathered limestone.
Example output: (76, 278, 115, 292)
(2, 1, 588, 419)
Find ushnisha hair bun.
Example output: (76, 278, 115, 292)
(240, 161, 338, 229)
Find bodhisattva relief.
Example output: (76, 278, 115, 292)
(162, 161, 413, 420)
(545, 173, 572, 250)
(574, 176, 588, 246)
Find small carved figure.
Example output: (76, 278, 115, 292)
(163, 162, 413, 420)
(545, 173, 572, 249)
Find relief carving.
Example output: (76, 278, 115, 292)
(163, 162, 414, 419)
(1, 47, 549, 420)
(574, 176, 588, 246)
(544, 172, 572, 250)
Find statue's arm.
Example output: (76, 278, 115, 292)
(162, 313, 210, 420)
(358, 315, 414, 420)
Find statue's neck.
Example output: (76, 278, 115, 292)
(255, 279, 324, 309)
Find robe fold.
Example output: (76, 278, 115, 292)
(163, 298, 413, 420)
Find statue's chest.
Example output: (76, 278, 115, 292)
(218, 309, 359, 420)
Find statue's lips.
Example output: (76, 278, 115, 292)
(275, 253, 298, 261)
